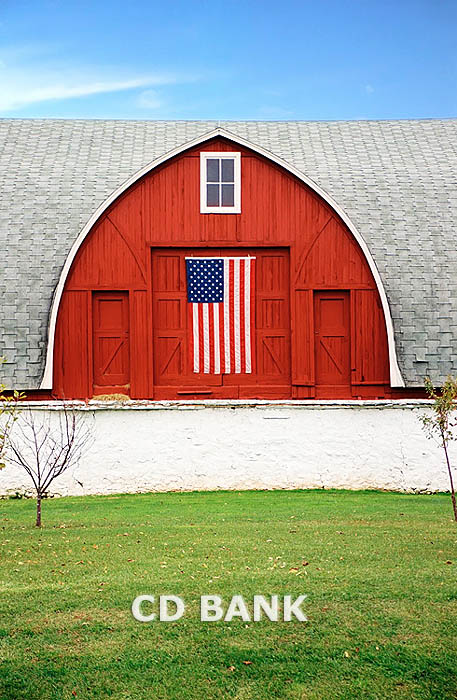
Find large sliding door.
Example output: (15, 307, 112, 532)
(152, 248, 291, 399)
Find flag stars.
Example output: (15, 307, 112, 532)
(186, 259, 224, 303)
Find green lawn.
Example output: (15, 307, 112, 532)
(0, 490, 456, 700)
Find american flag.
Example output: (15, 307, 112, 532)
(185, 257, 255, 374)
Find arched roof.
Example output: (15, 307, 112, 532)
(1, 118, 456, 389)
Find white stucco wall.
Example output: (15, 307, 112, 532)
(1, 400, 455, 496)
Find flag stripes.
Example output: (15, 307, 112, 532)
(186, 257, 254, 374)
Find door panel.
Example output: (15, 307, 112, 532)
(314, 290, 350, 398)
(151, 248, 291, 399)
(223, 249, 290, 396)
(92, 292, 130, 395)
(152, 249, 223, 396)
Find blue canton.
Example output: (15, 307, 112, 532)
(186, 259, 224, 303)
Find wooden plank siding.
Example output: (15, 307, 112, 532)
(53, 137, 391, 399)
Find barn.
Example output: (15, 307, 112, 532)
(1, 118, 456, 494)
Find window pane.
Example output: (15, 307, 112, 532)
(221, 158, 234, 182)
(207, 184, 220, 207)
(221, 184, 234, 206)
(207, 159, 220, 183)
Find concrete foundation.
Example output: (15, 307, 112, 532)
(0, 400, 454, 496)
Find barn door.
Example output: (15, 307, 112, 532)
(152, 248, 292, 400)
(92, 292, 130, 396)
(314, 291, 351, 398)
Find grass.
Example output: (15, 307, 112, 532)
(0, 489, 456, 700)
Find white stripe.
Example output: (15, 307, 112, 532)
(234, 259, 241, 373)
(193, 303, 199, 373)
(202, 303, 210, 373)
(245, 259, 251, 373)
(213, 304, 220, 374)
(223, 259, 230, 374)
(185, 256, 255, 261)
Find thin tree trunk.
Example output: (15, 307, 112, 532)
(36, 493, 42, 527)
(442, 438, 457, 522)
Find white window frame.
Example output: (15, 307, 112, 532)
(200, 152, 241, 214)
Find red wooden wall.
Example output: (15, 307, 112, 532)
(53, 137, 391, 400)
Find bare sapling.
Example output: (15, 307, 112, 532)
(6, 404, 92, 526)
(420, 376, 457, 522)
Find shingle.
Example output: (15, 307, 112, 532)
(0, 118, 456, 388)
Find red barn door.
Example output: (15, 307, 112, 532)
(314, 291, 350, 398)
(92, 292, 130, 396)
(152, 248, 291, 399)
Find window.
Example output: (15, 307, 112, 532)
(200, 152, 241, 213)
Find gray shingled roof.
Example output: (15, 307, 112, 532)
(0, 118, 456, 389)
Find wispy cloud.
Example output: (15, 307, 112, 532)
(137, 89, 164, 110)
(365, 84, 375, 94)
(0, 76, 170, 111)
(0, 44, 199, 112)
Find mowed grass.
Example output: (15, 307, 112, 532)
(0, 490, 456, 700)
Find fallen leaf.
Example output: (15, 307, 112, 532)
(227, 666, 236, 672)
(344, 651, 350, 658)
(445, 560, 453, 565)
(242, 660, 253, 665)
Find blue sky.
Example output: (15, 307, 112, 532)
(0, 0, 456, 120)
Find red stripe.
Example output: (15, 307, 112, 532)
(239, 259, 245, 373)
(189, 302, 194, 373)
(250, 259, 255, 374)
(208, 303, 214, 374)
(219, 301, 225, 373)
(198, 303, 204, 374)
(229, 259, 235, 374)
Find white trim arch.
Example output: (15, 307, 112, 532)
(40, 127, 405, 389)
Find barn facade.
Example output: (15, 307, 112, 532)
(52, 132, 397, 401)
(1, 119, 456, 494)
